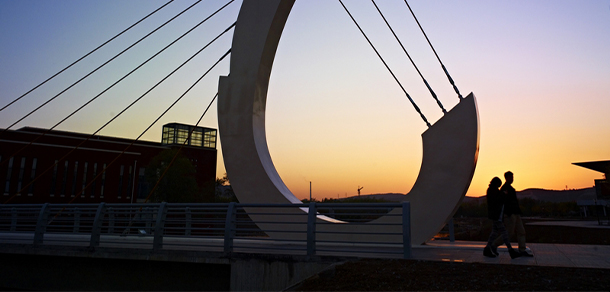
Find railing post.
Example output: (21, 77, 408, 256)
(145, 207, 152, 234)
(107, 207, 114, 234)
(73, 207, 80, 233)
(402, 201, 411, 259)
(185, 207, 191, 236)
(90, 203, 106, 248)
(448, 218, 455, 242)
(33, 203, 50, 245)
(307, 202, 317, 257)
(153, 202, 167, 251)
(10, 207, 17, 232)
(223, 202, 236, 254)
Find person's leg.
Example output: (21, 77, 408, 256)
(484, 221, 500, 258)
(496, 222, 511, 249)
(487, 221, 501, 245)
(493, 215, 515, 247)
(497, 221, 521, 259)
(514, 215, 527, 252)
(488, 221, 502, 255)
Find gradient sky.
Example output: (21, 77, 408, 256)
(1, 0, 609, 200)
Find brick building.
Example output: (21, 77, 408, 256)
(1, 123, 217, 204)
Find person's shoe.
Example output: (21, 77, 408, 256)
(508, 248, 521, 259)
(520, 250, 534, 257)
(490, 245, 499, 256)
(483, 246, 496, 258)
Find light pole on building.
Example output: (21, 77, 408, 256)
(309, 181, 312, 202)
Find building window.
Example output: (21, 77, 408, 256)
(177, 127, 189, 145)
(162, 126, 175, 145)
(60, 161, 69, 197)
(71, 161, 78, 197)
(50, 160, 58, 197)
(91, 163, 97, 198)
(118, 165, 124, 199)
(100, 163, 106, 199)
(137, 167, 148, 200)
(203, 129, 217, 148)
(16, 157, 26, 196)
(191, 130, 203, 147)
(28, 158, 37, 196)
(126, 165, 133, 200)
(4, 157, 14, 195)
(81, 162, 88, 198)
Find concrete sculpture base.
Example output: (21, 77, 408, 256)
(218, 0, 479, 244)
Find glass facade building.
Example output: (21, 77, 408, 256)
(162, 123, 217, 149)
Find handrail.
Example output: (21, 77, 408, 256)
(0, 202, 411, 259)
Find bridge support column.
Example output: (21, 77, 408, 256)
(306, 203, 317, 257)
(402, 202, 411, 259)
(90, 203, 106, 248)
(33, 203, 49, 245)
(153, 202, 167, 251)
(224, 202, 236, 255)
(73, 207, 80, 233)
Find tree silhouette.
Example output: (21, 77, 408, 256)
(215, 172, 236, 202)
(145, 149, 201, 203)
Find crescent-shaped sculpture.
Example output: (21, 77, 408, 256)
(218, 0, 479, 245)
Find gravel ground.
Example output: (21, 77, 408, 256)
(292, 259, 610, 291)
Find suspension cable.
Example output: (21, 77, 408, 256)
(144, 93, 218, 203)
(2, 36, 232, 204)
(371, 0, 446, 114)
(1, 0, 206, 134)
(403, 0, 463, 100)
(119, 93, 218, 235)
(63, 50, 231, 208)
(338, 0, 430, 127)
(0, 9, 235, 169)
(45, 50, 227, 219)
(64, 51, 228, 206)
(0, 0, 175, 113)
(51, 81, 219, 221)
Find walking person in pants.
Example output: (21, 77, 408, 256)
(493, 171, 533, 257)
(484, 176, 521, 259)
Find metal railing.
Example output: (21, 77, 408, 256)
(0, 202, 411, 258)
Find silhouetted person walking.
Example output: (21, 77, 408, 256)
(493, 171, 533, 257)
(484, 177, 521, 259)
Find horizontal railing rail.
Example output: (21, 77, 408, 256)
(0, 202, 411, 259)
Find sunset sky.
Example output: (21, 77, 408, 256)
(1, 0, 608, 200)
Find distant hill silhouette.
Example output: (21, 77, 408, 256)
(516, 187, 596, 202)
(462, 187, 596, 204)
(343, 193, 406, 202)
(354, 187, 596, 204)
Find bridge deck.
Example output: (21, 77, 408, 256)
(2, 232, 608, 269)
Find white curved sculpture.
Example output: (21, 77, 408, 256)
(218, 0, 479, 244)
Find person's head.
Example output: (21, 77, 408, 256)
(489, 177, 502, 189)
(504, 171, 514, 184)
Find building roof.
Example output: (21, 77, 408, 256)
(573, 160, 610, 176)
(16, 126, 160, 146)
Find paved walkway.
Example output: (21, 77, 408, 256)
(526, 220, 610, 229)
(415, 240, 610, 269)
